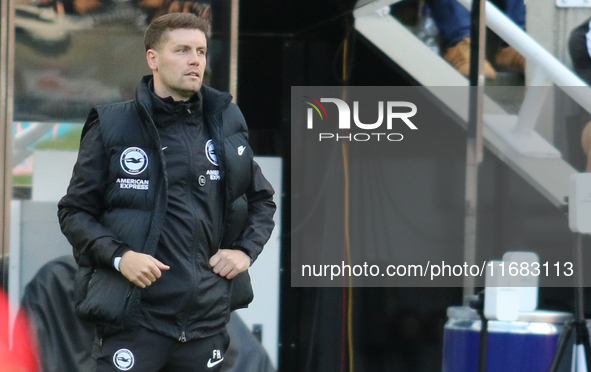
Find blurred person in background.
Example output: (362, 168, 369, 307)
(427, 0, 526, 79)
(569, 18, 591, 171)
(0, 290, 40, 372)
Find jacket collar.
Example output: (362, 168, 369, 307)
(148, 80, 203, 128)
(136, 75, 233, 118)
(200, 84, 233, 115)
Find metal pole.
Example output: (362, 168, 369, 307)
(463, 0, 486, 305)
(0, 0, 14, 292)
(229, 0, 239, 103)
(0, 0, 15, 348)
(0, 0, 5, 293)
(478, 316, 489, 372)
(574, 233, 591, 372)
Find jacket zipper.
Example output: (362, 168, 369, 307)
(178, 122, 201, 343)
(139, 99, 192, 340)
(136, 100, 168, 257)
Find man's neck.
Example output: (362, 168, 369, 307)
(150, 80, 199, 104)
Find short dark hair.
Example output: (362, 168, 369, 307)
(144, 12, 210, 52)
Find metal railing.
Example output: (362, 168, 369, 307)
(457, 0, 591, 135)
(357, 0, 591, 139)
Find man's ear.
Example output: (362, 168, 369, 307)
(146, 49, 158, 71)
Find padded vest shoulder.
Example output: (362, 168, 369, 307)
(96, 100, 154, 148)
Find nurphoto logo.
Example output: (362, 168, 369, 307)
(303, 96, 418, 142)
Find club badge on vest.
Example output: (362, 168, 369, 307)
(113, 348, 134, 371)
(120, 147, 148, 175)
(117, 147, 150, 190)
(205, 139, 218, 166)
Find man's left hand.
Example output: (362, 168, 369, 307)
(209, 249, 250, 279)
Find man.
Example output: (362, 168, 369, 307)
(58, 12, 276, 372)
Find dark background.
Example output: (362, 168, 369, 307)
(236, 1, 586, 371)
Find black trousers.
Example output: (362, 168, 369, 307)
(93, 326, 230, 372)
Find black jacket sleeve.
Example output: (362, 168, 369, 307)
(57, 114, 127, 268)
(232, 159, 276, 263)
(225, 104, 277, 263)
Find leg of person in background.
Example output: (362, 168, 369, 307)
(428, 0, 527, 78)
(568, 17, 591, 171)
(494, 0, 526, 72)
(569, 17, 591, 84)
(581, 121, 591, 172)
(428, 0, 497, 79)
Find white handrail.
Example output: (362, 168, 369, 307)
(457, 0, 591, 114)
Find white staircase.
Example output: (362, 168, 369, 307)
(353, 0, 585, 207)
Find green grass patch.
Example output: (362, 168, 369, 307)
(34, 126, 83, 150)
(13, 174, 32, 186)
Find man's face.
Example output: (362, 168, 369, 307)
(147, 28, 207, 101)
